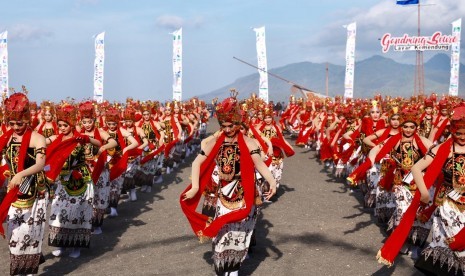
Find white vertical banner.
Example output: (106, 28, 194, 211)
(253, 26, 269, 103)
(0, 31, 8, 97)
(344, 22, 356, 99)
(172, 28, 182, 101)
(93, 32, 105, 103)
(449, 18, 461, 96)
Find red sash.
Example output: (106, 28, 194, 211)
(180, 133, 255, 239)
(0, 129, 32, 237)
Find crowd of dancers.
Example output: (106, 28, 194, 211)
(0, 87, 210, 275)
(2, 85, 465, 276)
(280, 92, 465, 276)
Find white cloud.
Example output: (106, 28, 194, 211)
(155, 15, 184, 30)
(307, 0, 465, 63)
(155, 14, 206, 31)
(8, 24, 53, 42)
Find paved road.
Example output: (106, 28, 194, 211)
(0, 121, 422, 275)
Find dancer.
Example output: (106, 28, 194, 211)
(180, 92, 277, 276)
(413, 103, 465, 275)
(1, 92, 48, 275)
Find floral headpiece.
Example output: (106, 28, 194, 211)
(105, 106, 121, 123)
(450, 102, 465, 132)
(370, 100, 381, 111)
(386, 101, 399, 118)
(439, 99, 450, 111)
(40, 101, 56, 116)
(399, 107, 420, 126)
(123, 106, 136, 121)
(29, 101, 38, 111)
(4, 92, 30, 122)
(56, 102, 78, 126)
(263, 104, 274, 117)
(216, 89, 242, 125)
(424, 98, 434, 108)
(172, 100, 181, 109)
(78, 100, 95, 119)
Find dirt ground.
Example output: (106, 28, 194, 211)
(0, 121, 423, 275)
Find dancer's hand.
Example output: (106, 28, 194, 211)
(264, 185, 276, 201)
(420, 193, 430, 205)
(8, 173, 23, 190)
(182, 186, 199, 201)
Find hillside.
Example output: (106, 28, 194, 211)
(200, 53, 465, 102)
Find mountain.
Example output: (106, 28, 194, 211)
(199, 53, 465, 102)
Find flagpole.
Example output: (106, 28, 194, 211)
(414, 2, 424, 97)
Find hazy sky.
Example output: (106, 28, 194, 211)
(1, 0, 464, 102)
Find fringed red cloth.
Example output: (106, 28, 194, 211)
(37, 121, 58, 136)
(180, 132, 255, 239)
(378, 159, 396, 191)
(0, 186, 18, 238)
(433, 118, 450, 143)
(417, 177, 443, 223)
(319, 138, 332, 161)
(377, 138, 452, 266)
(449, 227, 465, 251)
(295, 125, 314, 146)
(338, 139, 355, 163)
(91, 151, 107, 184)
(109, 148, 142, 181)
(0, 129, 31, 237)
(45, 132, 82, 182)
(140, 144, 165, 165)
(347, 158, 372, 185)
(164, 139, 179, 158)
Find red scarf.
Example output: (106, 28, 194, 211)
(377, 138, 452, 265)
(330, 120, 347, 146)
(123, 125, 142, 144)
(433, 117, 450, 142)
(45, 131, 83, 181)
(0, 129, 32, 237)
(37, 121, 58, 136)
(259, 122, 295, 158)
(116, 127, 127, 149)
(109, 148, 142, 181)
(80, 128, 106, 184)
(140, 144, 165, 165)
(180, 132, 255, 239)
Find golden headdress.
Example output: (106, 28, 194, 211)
(216, 89, 242, 125)
(399, 106, 420, 126)
(56, 102, 78, 126)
